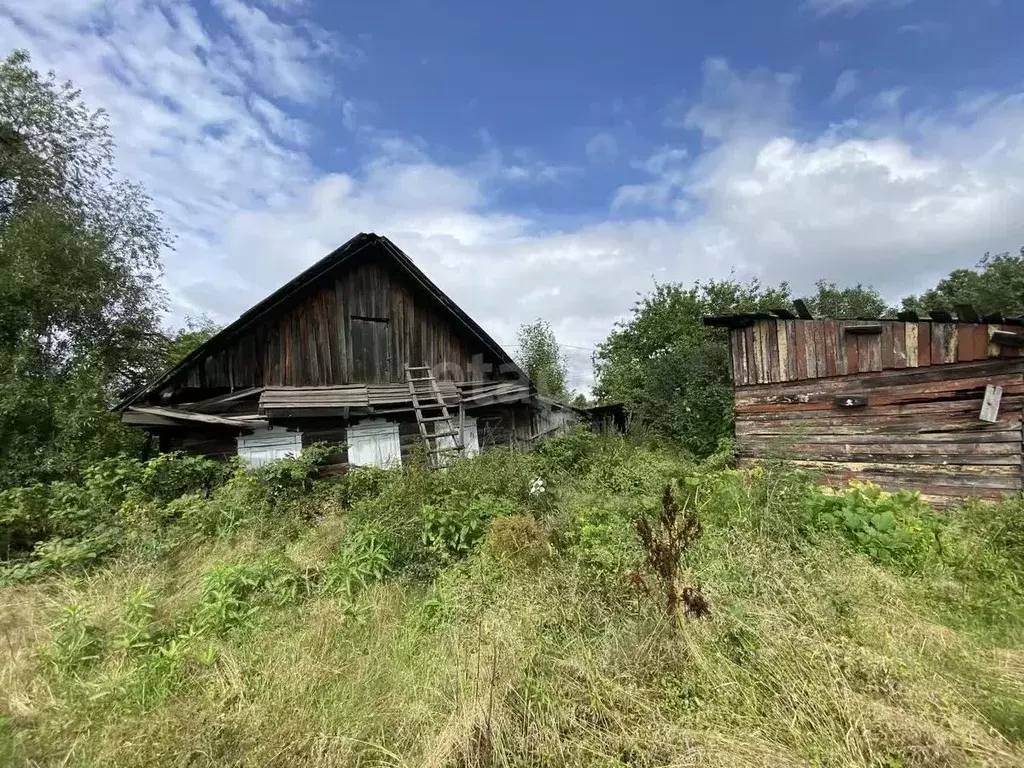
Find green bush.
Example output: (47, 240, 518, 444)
(535, 427, 600, 476)
(422, 492, 515, 563)
(336, 466, 394, 507)
(132, 452, 234, 503)
(196, 555, 304, 633)
(807, 481, 943, 569)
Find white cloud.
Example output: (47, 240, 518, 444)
(677, 58, 798, 141)
(618, 60, 1024, 300)
(3, 4, 1024, 394)
(804, 0, 912, 16)
(585, 132, 619, 163)
(827, 70, 859, 104)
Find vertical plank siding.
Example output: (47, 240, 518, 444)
(732, 320, 1024, 386)
(176, 258, 506, 391)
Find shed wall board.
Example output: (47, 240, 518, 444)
(732, 360, 1024, 503)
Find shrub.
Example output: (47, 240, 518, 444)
(249, 442, 335, 506)
(422, 492, 515, 564)
(196, 555, 304, 633)
(132, 452, 234, 503)
(535, 427, 600, 476)
(807, 481, 943, 569)
(336, 466, 394, 507)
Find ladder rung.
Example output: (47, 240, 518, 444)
(406, 366, 431, 371)
(408, 377, 434, 382)
(425, 430, 459, 439)
(421, 415, 453, 423)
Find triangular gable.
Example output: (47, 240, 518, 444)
(118, 233, 528, 409)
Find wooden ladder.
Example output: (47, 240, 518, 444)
(406, 366, 463, 467)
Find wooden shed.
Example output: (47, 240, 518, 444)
(118, 233, 581, 469)
(702, 310, 1024, 504)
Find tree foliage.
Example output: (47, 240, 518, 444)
(160, 315, 221, 370)
(803, 280, 892, 318)
(516, 319, 569, 400)
(594, 278, 790, 456)
(0, 50, 170, 485)
(902, 248, 1024, 317)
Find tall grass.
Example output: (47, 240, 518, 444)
(1, 432, 1022, 766)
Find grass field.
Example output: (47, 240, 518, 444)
(2, 432, 1023, 767)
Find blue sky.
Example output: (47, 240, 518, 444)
(2, 0, 1023, 390)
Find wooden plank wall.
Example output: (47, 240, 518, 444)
(730, 320, 1024, 386)
(176, 257, 504, 392)
(734, 358, 1024, 503)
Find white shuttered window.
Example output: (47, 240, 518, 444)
(236, 428, 303, 467)
(346, 419, 402, 468)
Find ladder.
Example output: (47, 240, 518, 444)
(406, 366, 463, 467)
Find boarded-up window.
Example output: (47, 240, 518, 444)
(236, 427, 302, 467)
(347, 418, 401, 468)
(351, 316, 391, 381)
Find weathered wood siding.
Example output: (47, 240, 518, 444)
(730, 320, 1024, 387)
(734, 358, 1024, 503)
(173, 257, 502, 393)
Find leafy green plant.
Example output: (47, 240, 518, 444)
(196, 556, 304, 633)
(132, 452, 234, 503)
(535, 427, 599, 476)
(421, 493, 514, 563)
(114, 587, 159, 653)
(808, 481, 943, 569)
(322, 527, 390, 598)
(44, 604, 103, 673)
(566, 500, 638, 574)
(337, 466, 393, 507)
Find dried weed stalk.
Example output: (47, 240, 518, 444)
(634, 480, 709, 623)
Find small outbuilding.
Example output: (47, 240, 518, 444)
(703, 309, 1024, 504)
(118, 233, 582, 470)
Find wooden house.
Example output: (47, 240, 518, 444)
(702, 310, 1024, 504)
(118, 233, 580, 469)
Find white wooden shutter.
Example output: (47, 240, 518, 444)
(236, 428, 303, 467)
(439, 415, 479, 459)
(346, 419, 402, 468)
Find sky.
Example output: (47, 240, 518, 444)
(2, 0, 1023, 391)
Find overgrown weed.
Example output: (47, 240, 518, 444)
(1, 430, 1022, 766)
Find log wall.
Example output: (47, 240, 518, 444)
(734, 358, 1024, 504)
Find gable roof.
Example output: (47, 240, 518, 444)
(117, 233, 528, 409)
